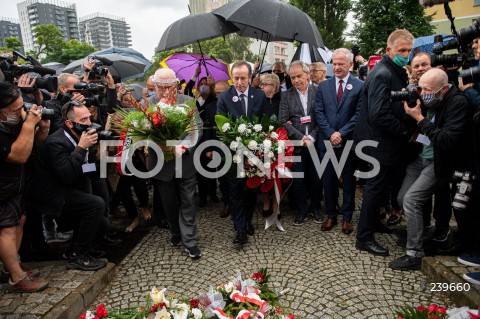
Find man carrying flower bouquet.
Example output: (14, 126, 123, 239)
(217, 60, 267, 246)
(147, 68, 203, 259)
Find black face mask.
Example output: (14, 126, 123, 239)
(71, 121, 90, 134)
(274, 72, 285, 83)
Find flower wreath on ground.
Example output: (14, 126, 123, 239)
(112, 95, 200, 166)
(214, 114, 294, 231)
(395, 303, 480, 319)
(79, 268, 298, 319)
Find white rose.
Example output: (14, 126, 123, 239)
(263, 139, 272, 149)
(230, 141, 239, 151)
(269, 125, 274, 131)
(253, 124, 262, 132)
(222, 123, 231, 132)
(267, 151, 275, 158)
(232, 155, 240, 164)
(247, 140, 258, 150)
(192, 308, 203, 319)
(238, 124, 247, 134)
(270, 132, 278, 139)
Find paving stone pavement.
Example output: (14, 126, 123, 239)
(93, 190, 454, 319)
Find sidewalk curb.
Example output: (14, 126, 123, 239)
(43, 262, 116, 319)
(422, 256, 480, 308)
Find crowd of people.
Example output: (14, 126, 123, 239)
(1, 27, 480, 294)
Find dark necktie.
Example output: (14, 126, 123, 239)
(240, 94, 247, 115)
(337, 79, 343, 104)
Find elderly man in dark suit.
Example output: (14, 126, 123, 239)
(147, 68, 203, 259)
(279, 60, 321, 226)
(314, 48, 363, 235)
(217, 60, 266, 245)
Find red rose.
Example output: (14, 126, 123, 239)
(189, 299, 200, 309)
(427, 304, 439, 314)
(149, 304, 159, 313)
(261, 180, 274, 192)
(276, 128, 287, 140)
(252, 272, 265, 283)
(416, 306, 425, 312)
(287, 313, 295, 319)
(159, 302, 167, 309)
(79, 314, 86, 319)
(96, 304, 108, 318)
(438, 307, 446, 315)
(246, 176, 262, 189)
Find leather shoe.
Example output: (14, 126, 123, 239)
(321, 219, 337, 231)
(246, 224, 255, 236)
(356, 240, 389, 256)
(233, 231, 247, 245)
(220, 205, 230, 218)
(341, 220, 353, 235)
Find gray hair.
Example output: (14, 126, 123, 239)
(288, 60, 310, 73)
(310, 62, 327, 71)
(57, 73, 77, 92)
(260, 73, 280, 92)
(332, 48, 354, 63)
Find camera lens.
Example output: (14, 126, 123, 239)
(461, 66, 480, 85)
(431, 54, 459, 67)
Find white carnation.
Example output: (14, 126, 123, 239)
(222, 123, 231, 132)
(238, 124, 247, 134)
(230, 141, 239, 151)
(192, 308, 203, 319)
(270, 132, 278, 139)
(263, 139, 272, 149)
(253, 124, 262, 132)
(247, 140, 258, 150)
(269, 125, 274, 131)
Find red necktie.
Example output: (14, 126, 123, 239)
(337, 79, 343, 104)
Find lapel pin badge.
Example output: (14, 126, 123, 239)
(346, 84, 353, 90)
(251, 95, 253, 98)
(232, 96, 239, 102)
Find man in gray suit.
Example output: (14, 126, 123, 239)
(279, 60, 322, 226)
(147, 68, 202, 259)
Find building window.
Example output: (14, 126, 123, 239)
(475, 0, 480, 6)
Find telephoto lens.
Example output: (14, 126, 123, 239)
(461, 66, 480, 85)
(24, 102, 55, 120)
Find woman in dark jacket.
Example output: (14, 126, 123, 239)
(260, 73, 281, 118)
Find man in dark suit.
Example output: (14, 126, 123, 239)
(147, 68, 203, 259)
(313, 48, 363, 235)
(217, 60, 266, 245)
(279, 60, 321, 226)
(353, 29, 416, 256)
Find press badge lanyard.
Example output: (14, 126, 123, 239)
(64, 130, 97, 173)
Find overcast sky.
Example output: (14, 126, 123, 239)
(3, 0, 191, 60)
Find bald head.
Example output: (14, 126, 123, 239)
(153, 68, 177, 102)
(419, 68, 448, 91)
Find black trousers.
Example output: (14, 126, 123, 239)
(110, 175, 149, 220)
(357, 164, 397, 242)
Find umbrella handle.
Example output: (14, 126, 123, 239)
(197, 41, 210, 77)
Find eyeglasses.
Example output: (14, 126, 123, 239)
(260, 82, 273, 87)
(310, 69, 326, 73)
(155, 84, 176, 92)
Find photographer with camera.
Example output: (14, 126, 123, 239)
(45, 73, 86, 134)
(0, 82, 49, 292)
(27, 100, 112, 271)
(16, 73, 45, 106)
(388, 68, 471, 270)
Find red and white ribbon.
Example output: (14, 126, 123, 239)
(213, 308, 233, 319)
(265, 163, 292, 231)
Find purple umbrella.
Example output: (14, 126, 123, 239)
(160, 53, 231, 84)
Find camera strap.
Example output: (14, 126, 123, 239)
(64, 130, 96, 173)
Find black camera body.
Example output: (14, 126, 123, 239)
(86, 56, 112, 81)
(390, 84, 422, 107)
(452, 171, 476, 211)
(87, 122, 113, 140)
(64, 82, 106, 108)
(24, 102, 55, 120)
(431, 18, 480, 84)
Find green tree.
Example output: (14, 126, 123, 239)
(42, 39, 96, 64)
(31, 24, 65, 58)
(291, 0, 352, 49)
(352, 0, 434, 57)
(3, 37, 23, 51)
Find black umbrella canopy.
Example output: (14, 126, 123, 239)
(291, 43, 325, 64)
(213, 0, 324, 48)
(156, 13, 239, 52)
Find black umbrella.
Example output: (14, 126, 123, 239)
(156, 13, 239, 52)
(213, 0, 324, 48)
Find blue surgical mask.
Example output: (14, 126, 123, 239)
(392, 52, 409, 68)
(147, 91, 155, 97)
